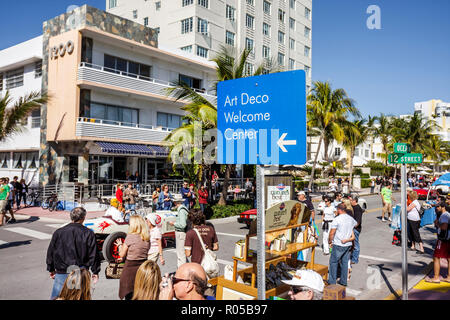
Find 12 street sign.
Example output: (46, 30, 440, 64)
(388, 153, 423, 164)
(217, 70, 307, 165)
(394, 143, 411, 154)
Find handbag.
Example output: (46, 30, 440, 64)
(193, 228, 219, 279)
(105, 261, 125, 279)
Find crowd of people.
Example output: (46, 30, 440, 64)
(46, 199, 221, 300)
(0, 176, 30, 226)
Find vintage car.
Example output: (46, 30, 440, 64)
(413, 187, 438, 200)
(81, 209, 177, 262)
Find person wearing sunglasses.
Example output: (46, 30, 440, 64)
(158, 263, 214, 300)
(322, 197, 336, 255)
(281, 269, 324, 300)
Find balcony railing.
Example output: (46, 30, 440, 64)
(76, 117, 173, 143)
(78, 62, 217, 104)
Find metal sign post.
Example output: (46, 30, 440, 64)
(256, 165, 266, 300)
(401, 163, 408, 300)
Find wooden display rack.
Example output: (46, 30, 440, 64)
(211, 222, 328, 300)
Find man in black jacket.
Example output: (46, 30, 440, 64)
(46, 207, 101, 299)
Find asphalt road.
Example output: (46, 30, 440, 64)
(0, 193, 437, 300)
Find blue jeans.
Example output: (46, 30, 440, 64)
(328, 245, 352, 286)
(351, 229, 360, 264)
(200, 203, 206, 213)
(51, 273, 69, 300)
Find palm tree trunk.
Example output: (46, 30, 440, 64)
(308, 133, 324, 191)
(349, 148, 354, 188)
(323, 138, 329, 162)
(218, 164, 234, 206)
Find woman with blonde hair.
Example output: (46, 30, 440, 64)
(117, 215, 150, 300)
(132, 260, 162, 300)
(56, 268, 92, 300)
(407, 191, 425, 254)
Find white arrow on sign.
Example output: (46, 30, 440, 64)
(277, 133, 297, 153)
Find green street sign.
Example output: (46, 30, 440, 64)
(388, 153, 423, 164)
(394, 143, 411, 154)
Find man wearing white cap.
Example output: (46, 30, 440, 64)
(297, 191, 315, 222)
(282, 269, 324, 300)
(145, 213, 165, 265)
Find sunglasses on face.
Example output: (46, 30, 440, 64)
(290, 286, 309, 294)
(171, 276, 191, 285)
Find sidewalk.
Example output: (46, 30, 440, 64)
(12, 206, 106, 222)
(408, 259, 450, 300)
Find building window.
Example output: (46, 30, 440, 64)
(289, 59, 295, 70)
(34, 61, 42, 78)
(182, 0, 193, 6)
(179, 74, 202, 89)
(109, 0, 117, 9)
(244, 63, 253, 76)
(133, 10, 138, 19)
(304, 46, 310, 57)
(180, 45, 193, 53)
(6, 67, 24, 89)
(81, 37, 93, 64)
(305, 7, 311, 20)
(335, 148, 341, 157)
(278, 9, 285, 23)
(181, 17, 193, 34)
(305, 26, 311, 39)
(90, 102, 139, 126)
(198, 0, 208, 8)
(155, 1, 161, 10)
(226, 5, 235, 21)
(196, 46, 208, 58)
(0, 73, 3, 91)
(355, 148, 359, 157)
(246, 14, 255, 29)
(157, 112, 185, 129)
(263, 23, 271, 36)
(245, 38, 254, 54)
(289, 18, 296, 30)
(0, 153, 10, 169)
(278, 31, 285, 44)
(226, 31, 235, 46)
(289, 38, 295, 50)
(263, 1, 271, 14)
(278, 53, 285, 66)
(262, 46, 270, 59)
(144, 17, 149, 26)
(365, 149, 369, 158)
(197, 18, 208, 34)
(31, 108, 40, 128)
(104, 54, 151, 80)
(290, 0, 296, 9)
(304, 65, 310, 77)
(246, 0, 254, 5)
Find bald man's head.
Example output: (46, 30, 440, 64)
(174, 263, 208, 299)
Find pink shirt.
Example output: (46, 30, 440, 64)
(148, 227, 162, 254)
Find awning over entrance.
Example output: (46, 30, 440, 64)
(95, 142, 169, 157)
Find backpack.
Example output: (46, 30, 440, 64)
(392, 230, 401, 246)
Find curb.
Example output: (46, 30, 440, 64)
(383, 262, 434, 300)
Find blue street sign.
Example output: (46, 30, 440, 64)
(217, 70, 307, 165)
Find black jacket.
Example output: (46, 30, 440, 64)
(352, 204, 363, 233)
(46, 223, 101, 275)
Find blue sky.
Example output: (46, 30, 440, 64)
(1, 0, 449, 118)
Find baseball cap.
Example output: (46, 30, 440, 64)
(297, 191, 306, 196)
(281, 269, 325, 292)
(145, 213, 161, 226)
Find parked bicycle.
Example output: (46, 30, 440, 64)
(25, 191, 42, 207)
(41, 193, 59, 212)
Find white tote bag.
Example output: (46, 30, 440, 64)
(193, 228, 220, 279)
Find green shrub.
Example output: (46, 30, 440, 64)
(211, 203, 253, 219)
(361, 173, 370, 178)
(361, 179, 372, 188)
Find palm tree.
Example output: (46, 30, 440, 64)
(341, 119, 371, 187)
(0, 91, 48, 141)
(423, 135, 450, 175)
(372, 113, 392, 167)
(165, 46, 279, 205)
(306, 81, 360, 191)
